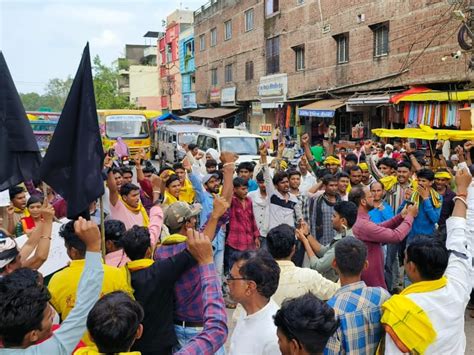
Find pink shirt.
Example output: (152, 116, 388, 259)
(352, 210, 413, 289)
(110, 199, 145, 230)
(105, 249, 130, 267)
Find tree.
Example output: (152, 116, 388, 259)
(44, 76, 73, 109)
(92, 55, 133, 109)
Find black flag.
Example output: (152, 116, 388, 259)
(40, 43, 104, 219)
(0, 52, 42, 190)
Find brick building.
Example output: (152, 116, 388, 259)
(194, 0, 473, 142)
(159, 10, 194, 112)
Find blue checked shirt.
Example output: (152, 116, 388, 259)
(324, 281, 390, 355)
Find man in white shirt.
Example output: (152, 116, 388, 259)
(248, 171, 269, 245)
(228, 250, 281, 355)
(298, 157, 317, 196)
(381, 167, 473, 354)
(266, 224, 339, 305)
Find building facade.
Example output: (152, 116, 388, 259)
(159, 9, 194, 112)
(179, 26, 197, 110)
(194, 0, 473, 141)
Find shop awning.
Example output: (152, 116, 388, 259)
(346, 96, 390, 106)
(390, 87, 474, 104)
(298, 99, 346, 118)
(396, 91, 474, 103)
(372, 124, 474, 141)
(188, 108, 238, 119)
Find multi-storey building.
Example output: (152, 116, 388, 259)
(194, 0, 473, 141)
(117, 34, 161, 110)
(159, 10, 194, 112)
(179, 26, 197, 110)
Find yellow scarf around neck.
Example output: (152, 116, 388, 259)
(14, 206, 29, 217)
(164, 190, 179, 206)
(119, 196, 149, 227)
(411, 188, 442, 209)
(126, 258, 154, 272)
(380, 276, 447, 354)
(74, 347, 140, 355)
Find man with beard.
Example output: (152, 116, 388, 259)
(348, 166, 363, 188)
(350, 186, 417, 289)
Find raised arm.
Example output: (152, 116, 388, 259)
(202, 195, 230, 242)
(220, 151, 237, 203)
(105, 156, 119, 206)
(21, 203, 55, 270)
(260, 143, 276, 197)
(176, 230, 228, 354)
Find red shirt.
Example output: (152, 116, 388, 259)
(227, 195, 260, 251)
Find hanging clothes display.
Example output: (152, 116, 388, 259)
(403, 102, 467, 127)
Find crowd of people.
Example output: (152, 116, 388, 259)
(0, 133, 473, 355)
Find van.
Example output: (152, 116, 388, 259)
(196, 128, 270, 164)
(157, 122, 204, 164)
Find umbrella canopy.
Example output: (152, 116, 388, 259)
(372, 125, 474, 141)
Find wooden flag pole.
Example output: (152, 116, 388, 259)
(99, 195, 106, 258)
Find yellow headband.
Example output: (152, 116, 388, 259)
(324, 156, 341, 166)
(358, 162, 369, 171)
(434, 172, 452, 180)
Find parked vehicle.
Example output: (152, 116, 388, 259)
(196, 127, 271, 164)
(157, 122, 203, 164)
(98, 110, 153, 159)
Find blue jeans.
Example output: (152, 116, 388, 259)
(173, 324, 225, 354)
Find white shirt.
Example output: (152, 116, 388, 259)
(299, 172, 317, 196)
(248, 190, 269, 237)
(229, 299, 280, 355)
(274, 260, 339, 306)
(384, 215, 472, 354)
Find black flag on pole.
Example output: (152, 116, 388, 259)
(40, 43, 104, 219)
(0, 52, 42, 191)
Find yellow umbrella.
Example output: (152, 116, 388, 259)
(372, 125, 474, 141)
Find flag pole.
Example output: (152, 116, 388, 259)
(99, 195, 106, 258)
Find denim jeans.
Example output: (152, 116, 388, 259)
(173, 324, 225, 354)
(384, 243, 400, 292)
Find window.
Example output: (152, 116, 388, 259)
(297, 0, 304, 4)
(266, 36, 280, 74)
(210, 28, 217, 47)
(265, 0, 279, 16)
(166, 44, 172, 63)
(199, 34, 206, 51)
(224, 20, 232, 40)
(185, 40, 194, 57)
(211, 68, 218, 86)
(371, 22, 389, 57)
(245, 9, 254, 32)
(293, 45, 305, 71)
(334, 33, 349, 64)
(225, 64, 233, 83)
(245, 61, 254, 81)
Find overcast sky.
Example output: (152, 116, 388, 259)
(0, 0, 203, 94)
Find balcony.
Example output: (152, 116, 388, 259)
(144, 46, 157, 58)
(119, 86, 130, 95)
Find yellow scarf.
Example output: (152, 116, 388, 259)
(179, 178, 195, 204)
(74, 347, 140, 355)
(380, 176, 417, 192)
(434, 171, 452, 180)
(324, 156, 341, 166)
(380, 276, 447, 354)
(161, 233, 187, 245)
(163, 190, 179, 206)
(119, 196, 149, 227)
(411, 188, 442, 209)
(126, 258, 154, 272)
(14, 207, 29, 217)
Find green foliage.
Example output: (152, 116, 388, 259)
(92, 55, 133, 109)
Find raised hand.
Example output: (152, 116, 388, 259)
(74, 217, 101, 253)
(182, 156, 192, 172)
(455, 167, 471, 195)
(186, 229, 213, 265)
(259, 143, 268, 157)
(417, 185, 430, 200)
(211, 194, 230, 218)
(220, 151, 238, 164)
(301, 133, 310, 146)
(406, 203, 419, 218)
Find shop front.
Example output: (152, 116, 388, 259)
(298, 99, 345, 142)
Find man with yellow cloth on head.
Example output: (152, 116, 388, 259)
(433, 169, 456, 242)
(396, 168, 442, 248)
(379, 167, 472, 355)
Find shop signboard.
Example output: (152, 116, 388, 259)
(210, 88, 220, 102)
(182, 92, 197, 109)
(252, 101, 263, 116)
(258, 74, 288, 109)
(221, 87, 236, 106)
(259, 123, 273, 136)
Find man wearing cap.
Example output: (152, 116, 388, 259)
(184, 153, 235, 280)
(154, 197, 230, 354)
(359, 162, 375, 186)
